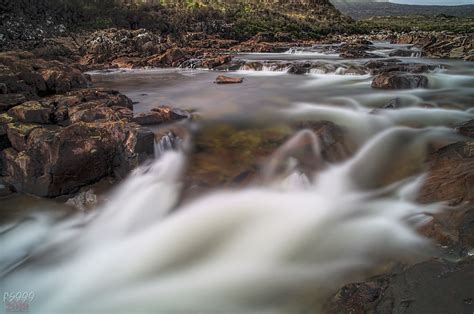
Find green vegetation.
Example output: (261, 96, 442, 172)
(0, 0, 351, 40)
(357, 15, 474, 34)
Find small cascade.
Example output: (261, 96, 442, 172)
(411, 50, 423, 58)
(154, 132, 182, 158)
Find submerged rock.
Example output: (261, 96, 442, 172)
(214, 75, 244, 84)
(372, 72, 428, 89)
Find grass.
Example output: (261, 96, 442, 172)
(356, 16, 474, 34)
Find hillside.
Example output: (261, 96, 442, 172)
(0, 0, 352, 51)
(332, 1, 474, 19)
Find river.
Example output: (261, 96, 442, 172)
(1, 43, 473, 313)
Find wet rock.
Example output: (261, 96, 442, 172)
(146, 48, 187, 67)
(394, 32, 473, 60)
(365, 59, 437, 75)
(133, 106, 189, 126)
(293, 121, 354, 163)
(388, 49, 419, 57)
(327, 258, 474, 314)
(8, 101, 53, 124)
(240, 62, 263, 71)
(200, 55, 233, 69)
(233, 41, 291, 53)
(66, 189, 98, 211)
(0, 83, 7, 94)
(214, 75, 244, 84)
(339, 41, 380, 59)
(288, 63, 311, 75)
(372, 72, 428, 89)
(114, 124, 155, 178)
(420, 141, 474, 205)
(457, 119, 474, 138)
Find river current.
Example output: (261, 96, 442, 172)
(1, 43, 473, 313)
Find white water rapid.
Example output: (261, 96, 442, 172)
(0, 125, 460, 313)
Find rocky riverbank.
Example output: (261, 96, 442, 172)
(0, 51, 182, 197)
(0, 29, 471, 198)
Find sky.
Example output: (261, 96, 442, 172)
(389, 0, 473, 4)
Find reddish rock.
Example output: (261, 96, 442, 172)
(40, 67, 89, 94)
(133, 106, 189, 126)
(214, 75, 244, 84)
(372, 72, 428, 89)
(0, 89, 154, 197)
(6, 123, 41, 152)
(147, 48, 187, 67)
(200, 55, 233, 69)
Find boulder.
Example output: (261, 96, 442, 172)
(1, 88, 154, 197)
(8, 101, 53, 124)
(365, 59, 437, 75)
(200, 55, 233, 69)
(40, 67, 89, 94)
(214, 75, 244, 84)
(339, 42, 380, 59)
(0, 94, 28, 111)
(327, 258, 474, 314)
(146, 48, 187, 67)
(372, 72, 428, 89)
(133, 106, 189, 126)
(80, 29, 166, 66)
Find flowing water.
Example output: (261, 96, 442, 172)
(1, 43, 474, 313)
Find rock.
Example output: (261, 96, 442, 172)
(80, 28, 166, 66)
(133, 106, 189, 126)
(66, 189, 98, 211)
(0, 94, 28, 111)
(465, 55, 474, 62)
(114, 124, 155, 178)
(419, 141, 474, 205)
(0, 51, 90, 100)
(0, 83, 8, 94)
(372, 72, 428, 89)
(200, 55, 233, 69)
(6, 123, 41, 151)
(288, 63, 311, 75)
(214, 75, 244, 84)
(394, 32, 473, 60)
(339, 42, 380, 59)
(365, 59, 437, 75)
(1, 88, 154, 197)
(146, 48, 187, 67)
(327, 258, 474, 314)
(388, 49, 417, 57)
(457, 120, 474, 138)
(8, 101, 53, 124)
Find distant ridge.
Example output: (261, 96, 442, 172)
(331, 1, 474, 19)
